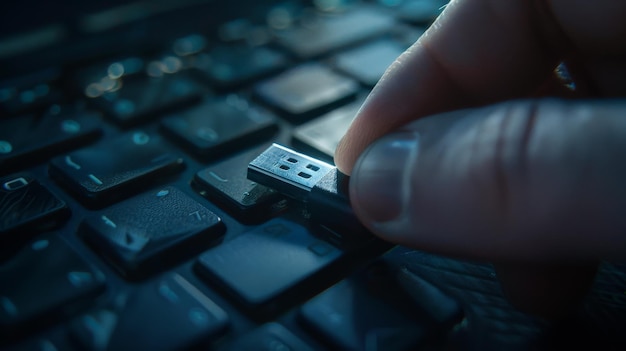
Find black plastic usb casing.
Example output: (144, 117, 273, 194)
(247, 144, 369, 245)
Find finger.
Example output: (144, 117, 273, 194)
(348, 99, 626, 261)
(334, 0, 626, 174)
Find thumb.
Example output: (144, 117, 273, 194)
(349, 99, 626, 261)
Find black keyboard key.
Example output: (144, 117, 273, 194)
(8, 338, 64, 351)
(108, 75, 203, 127)
(292, 99, 362, 161)
(0, 105, 102, 175)
(254, 64, 358, 122)
(80, 187, 224, 278)
(194, 44, 289, 90)
(221, 323, 313, 351)
(49, 131, 184, 207)
(0, 234, 105, 342)
(172, 34, 208, 56)
(71, 273, 228, 350)
(394, 0, 443, 25)
(0, 174, 69, 247)
(83, 68, 204, 127)
(393, 265, 463, 326)
(0, 68, 63, 116)
(333, 40, 406, 86)
(77, 57, 140, 92)
(194, 145, 287, 223)
(274, 8, 395, 58)
(197, 218, 341, 313)
(161, 97, 278, 159)
(299, 278, 427, 350)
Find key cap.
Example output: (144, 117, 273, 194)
(49, 131, 184, 207)
(80, 187, 224, 278)
(78, 58, 204, 127)
(7, 338, 64, 351)
(0, 105, 102, 175)
(393, 24, 428, 47)
(0, 174, 69, 247)
(76, 57, 145, 87)
(0, 68, 63, 116)
(299, 269, 430, 350)
(254, 64, 359, 122)
(221, 323, 313, 351)
(333, 40, 406, 86)
(98, 75, 204, 127)
(274, 7, 396, 58)
(161, 97, 278, 160)
(292, 99, 362, 161)
(0, 234, 105, 343)
(394, 266, 463, 326)
(395, 0, 444, 24)
(197, 218, 342, 314)
(71, 273, 228, 350)
(194, 145, 287, 223)
(194, 44, 289, 90)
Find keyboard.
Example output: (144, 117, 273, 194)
(1, 1, 625, 350)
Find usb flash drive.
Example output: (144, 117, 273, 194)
(247, 144, 369, 244)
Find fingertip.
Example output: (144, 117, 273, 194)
(334, 100, 392, 175)
(349, 132, 419, 224)
(333, 134, 354, 175)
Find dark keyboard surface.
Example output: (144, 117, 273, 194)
(1, 1, 625, 350)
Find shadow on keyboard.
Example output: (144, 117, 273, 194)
(1, 0, 625, 350)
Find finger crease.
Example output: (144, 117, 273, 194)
(520, 102, 539, 177)
(494, 107, 515, 232)
(421, 42, 480, 108)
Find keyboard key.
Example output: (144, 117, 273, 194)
(194, 44, 289, 90)
(274, 7, 396, 58)
(79, 58, 205, 127)
(0, 235, 105, 342)
(49, 131, 184, 207)
(221, 323, 313, 351)
(0, 174, 69, 247)
(299, 275, 428, 350)
(194, 145, 287, 223)
(333, 40, 406, 86)
(104, 75, 203, 127)
(292, 99, 362, 161)
(0, 105, 102, 175)
(171, 34, 208, 56)
(254, 64, 359, 122)
(394, 0, 444, 24)
(161, 97, 278, 159)
(197, 218, 342, 313)
(0, 68, 63, 116)
(71, 273, 228, 350)
(394, 265, 463, 326)
(80, 187, 224, 278)
(7, 339, 64, 351)
(393, 24, 428, 47)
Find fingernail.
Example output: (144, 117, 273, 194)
(350, 132, 419, 223)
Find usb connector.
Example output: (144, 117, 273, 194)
(247, 144, 335, 201)
(248, 144, 371, 244)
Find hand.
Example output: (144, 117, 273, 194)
(334, 0, 626, 318)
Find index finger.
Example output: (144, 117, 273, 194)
(334, 0, 571, 174)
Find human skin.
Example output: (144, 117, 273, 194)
(334, 0, 626, 318)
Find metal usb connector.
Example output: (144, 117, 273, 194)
(248, 144, 370, 244)
(247, 144, 335, 202)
